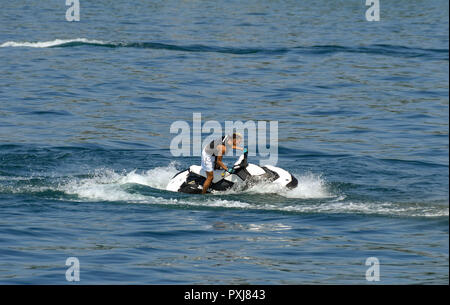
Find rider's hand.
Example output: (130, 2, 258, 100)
(227, 168, 235, 174)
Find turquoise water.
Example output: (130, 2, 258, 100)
(0, 0, 448, 284)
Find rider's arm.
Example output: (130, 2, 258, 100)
(215, 145, 228, 171)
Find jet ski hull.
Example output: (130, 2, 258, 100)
(166, 157, 298, 194)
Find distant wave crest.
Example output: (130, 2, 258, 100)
(1, 38, 448, 60)
(0, 38, 108, 48)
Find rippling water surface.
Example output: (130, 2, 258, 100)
(0, 0, 448, 284)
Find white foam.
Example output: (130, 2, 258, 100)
(57, 163, 181, 202)
(232, 171, 333, 199)
(209, 222, 292, 232)
(273, 201, 449, 217)
(118, 162, 180, 190)
(0, 38, 107, 48)
(59, 168, 147, 202)
(282, 172, 333, 199)
(247, 223, 292, 232)
(49, 166, 448, 218)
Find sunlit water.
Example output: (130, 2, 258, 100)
(0, 0, 448, 284)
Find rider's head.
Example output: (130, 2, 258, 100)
(229, 132, 242, 146)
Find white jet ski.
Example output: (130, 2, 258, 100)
(166, 151, 298, 194)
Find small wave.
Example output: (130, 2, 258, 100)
(0, 38, 108, 48)
(1, 38, 447, 60)
(295, 44, 449, 60)
(0, 38, 284, 54)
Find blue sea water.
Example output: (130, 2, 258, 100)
(0, 0, 448, 284)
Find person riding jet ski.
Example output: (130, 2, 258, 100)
(201, 133, 245, 194)
(166, 133, 298, 194)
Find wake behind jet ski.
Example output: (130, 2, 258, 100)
(166, 151, 298, 194)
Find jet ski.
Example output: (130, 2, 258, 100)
(166, 151, 298, 194)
